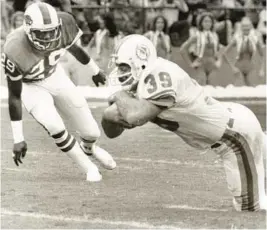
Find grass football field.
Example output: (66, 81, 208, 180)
(1, 99, 266, 229)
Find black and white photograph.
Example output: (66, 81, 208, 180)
(0, 0, 266, 229)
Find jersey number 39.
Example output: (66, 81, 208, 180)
(145, 72, 172, 94)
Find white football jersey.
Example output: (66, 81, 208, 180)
(137, 58, 231, 149)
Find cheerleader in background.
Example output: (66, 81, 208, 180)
(223, 17, 265, 86)
(144, 15, 171, 60)
(89, 13, 120, 73)
(180, 12, 222, 85)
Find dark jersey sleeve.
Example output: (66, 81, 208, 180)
(1, 53, 22, 81)
(58, 12, 83, 49)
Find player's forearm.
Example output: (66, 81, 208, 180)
(8, 96, 24, 143)
(68, 44, 100, 75)
(8, 96, 22, 121)
(7, 77, 24, 143)
(114, 91, 160, 126)
(103, 103, 124, 123)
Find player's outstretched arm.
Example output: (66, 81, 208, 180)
(68, 43, 106, 86)
(7, 76, 28, 166)
(112, 90, 163, 127)
(3, 54, 28, 166)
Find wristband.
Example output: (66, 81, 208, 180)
(88, 58, 100, 75)
(11, 121, 24, 143)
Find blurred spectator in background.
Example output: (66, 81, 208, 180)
(10, 11, 24, 30)
(84, 0, 105, 33)
(169, 13, 191, 47)
(245, 0, 264, 28)
(1, 0, 10, 44)
(168, 1, 207, 47)
(122, 9, 143, 35)
(109, 0, 130, 33)
(143, 0, 164, 30)
(144, 15, 171, 59)
(13, 0, 72, 12)
(158, 0, 189, 28)
(89, 13, 120, 72)
(205, 0, 233, 45)
(223, 16, 265, 85)
(181, 12, 221, 84)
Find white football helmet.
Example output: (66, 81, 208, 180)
(23, 2, 62, 51)
(109, 34, 157, 87)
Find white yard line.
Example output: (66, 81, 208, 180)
(1, 209, 179, 229)
(2, 168, 31, 172)
(0, 103, 104, 109)
(114, 157, 222, 168)
(164, 204, 228, 212)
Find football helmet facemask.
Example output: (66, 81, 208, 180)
(23, 2, 62, 51)
(108, 35, 157, 88)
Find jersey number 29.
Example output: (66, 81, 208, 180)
(27, 49, 64, 80)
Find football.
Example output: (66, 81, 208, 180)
(101, 118, 125, 138)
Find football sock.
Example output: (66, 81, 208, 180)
(52, 130, 98, 173)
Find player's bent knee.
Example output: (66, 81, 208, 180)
(80, 126, 101, 141)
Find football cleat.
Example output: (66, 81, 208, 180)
(80, 142, 117, 170)
(86, 165, 102, 182)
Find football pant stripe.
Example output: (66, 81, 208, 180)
(38, 3, 52, 25)
(222, 130, 259, 211)
(61, 138, 76, 152)
(56, 134, 72, 148)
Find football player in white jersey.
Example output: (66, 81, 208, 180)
(2, 2, 116, 182)
(102, 34, 267, 211)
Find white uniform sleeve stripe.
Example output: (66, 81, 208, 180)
(149, 89, 176, 100)
(7, 75, 23, 81)
(66, 29, 83, 49)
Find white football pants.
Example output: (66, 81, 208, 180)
(21, 64, 100, 140)
(212, 102, 266, 211)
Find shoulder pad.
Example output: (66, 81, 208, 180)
(3, 28, 40, 73)
(59, 12, 82, 48)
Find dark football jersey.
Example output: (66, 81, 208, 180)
(2, 12, 82, 82)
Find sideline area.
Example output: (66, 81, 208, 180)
(0, 85, 266, 100)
